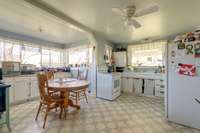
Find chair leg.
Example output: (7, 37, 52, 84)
(84, 92, 88, 103)
(43, 108, 49, 129)
(64, 108, 67, 119)
(35, 102, 42, 121)
(76, 92, 79, 105)
(59, 106, 63, 119)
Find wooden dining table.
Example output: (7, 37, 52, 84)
(48, 78, 89, 110)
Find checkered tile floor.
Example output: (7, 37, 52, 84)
(1, 94, 200, 133)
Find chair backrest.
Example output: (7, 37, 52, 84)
(46, 71, 54, 80)
(37, 73, 48, 101)
(78, 68, 88, 80)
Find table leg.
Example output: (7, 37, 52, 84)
(68, 99, 80, 110)
(61, 90, 80, 112)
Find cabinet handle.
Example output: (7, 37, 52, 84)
(160, 91, 164, 94)
(160, 85, 165, 88)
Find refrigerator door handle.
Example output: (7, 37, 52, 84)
(194, 98, 200, 104)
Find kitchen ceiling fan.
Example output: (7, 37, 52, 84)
(112, 4, 159, 28)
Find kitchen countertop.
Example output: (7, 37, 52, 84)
(122, 71, 165, 80)
(3, 71, 71, 78)
(97, 71, 122, 76)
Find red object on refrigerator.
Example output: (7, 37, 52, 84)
(178, 64, 196, 76)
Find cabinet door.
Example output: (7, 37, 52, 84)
(30, 77, 39, 98)
(122, 77, 133, 93)
(144, 79, 155, 96)
(3, 78, 14, 104)
(14, 78, 30, 102)
(133, 78, 143, 94)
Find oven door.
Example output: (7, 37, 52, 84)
(112, 76, 121, 94)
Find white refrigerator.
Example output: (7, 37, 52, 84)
(168, 41, 200, 129)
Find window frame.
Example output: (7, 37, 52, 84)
(128, 41, 167, 67)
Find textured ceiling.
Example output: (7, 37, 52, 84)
(0, 0, 200, 45)
(0, 0, 88, 45)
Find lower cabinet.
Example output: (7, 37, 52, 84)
(122, 76, 165, 98)
(155, 79, 165, 97)
(144, 79, 155, 96)
(4, 78, 15, 104)
(122, 77, 134, 93)
(133, 78, 143, 94)
(30, 77, 39, 99)
(4, 75, 40, 104)
(14, 77, 30, 102)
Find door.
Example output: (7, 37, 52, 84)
(14, 77, 30, 102)
(168, 42, 200, 129)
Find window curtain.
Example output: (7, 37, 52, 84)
(128, 40, 167, 66)
(21, 44, 41, 67)
(0, 39, 3, 61)
(68, 44, 93, 66)
(3, 39, 21, 62)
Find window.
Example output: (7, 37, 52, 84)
(0, 37, 65, 68)
(68, 45, 93, 66)
(4, 40, 21, 62)
(41, 48, 50, 67)
(128, 41, 167, 66)
(50, 49, 63, 67)
(0, 39, 3, 61)
(21, 44, 41, 67)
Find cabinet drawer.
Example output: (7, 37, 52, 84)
(155, 89, 164, 97)
(155, 79, 164, 85)
(155, 85, 165, 91)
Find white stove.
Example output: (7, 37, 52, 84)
(97, 72, 121, 100)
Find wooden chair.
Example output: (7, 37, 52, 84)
(70, 69, 89, 104)
(45, 71, 60, 96)
(35, 73, 65, 129)
(45, 71, 54, 80)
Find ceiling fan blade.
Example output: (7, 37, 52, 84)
(134, 5, 159, 17)
(112, 8, 125, 16)
(130, 19, 141, 28)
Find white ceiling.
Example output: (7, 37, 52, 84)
(42, 0, 200, 44)
(0, 0, 88, 45)
(0, 0, 200, 45)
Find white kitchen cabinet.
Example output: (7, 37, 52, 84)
(3, 75, 40, 105)
(14, 77, 30, 102)
(3, 77, 15, 104)
(155, 79, 165, 97)
(113, 52, 127, 67)
(133, 78, 143, 94)
(30, 76, 39, 98)
(122, 77, 134, 93)
(144, 79, 155, 96)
